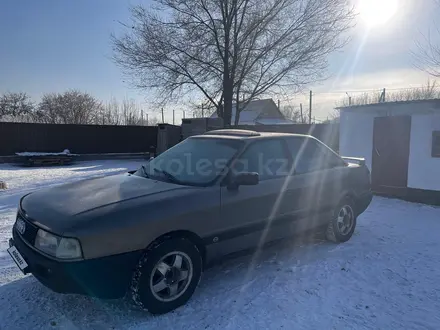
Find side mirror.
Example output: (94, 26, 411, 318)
(228, 172, 259, 190)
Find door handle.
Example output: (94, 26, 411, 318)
(375, 148, 380, 157)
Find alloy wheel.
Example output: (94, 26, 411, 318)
(149, 251, 193, 302)
(336, 205, 354, 235)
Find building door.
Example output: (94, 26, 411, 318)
(371, 116, 411, 195)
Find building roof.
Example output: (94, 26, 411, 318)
(210, 99, 285, 125)
(336, 98, 440, 110)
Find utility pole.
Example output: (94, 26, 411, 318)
(141, 109, 144, 126)
(173, 110, 175, 125)
(380, 88, 386, 102)
(201, 104, 204, 118)
(346, 92, 352, 106)
(161, 108, 164, 123)
(300, 103, 303, 123)
(309, 90, 312, 124)
(182, 110, 185, 119)
(277, 99, 280, 110)
(146, 113, 149, 126)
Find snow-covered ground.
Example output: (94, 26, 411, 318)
(1, 161, 440, 330)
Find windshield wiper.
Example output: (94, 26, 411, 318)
(139, 165, 150, 178)
(154, 168, 181, 184)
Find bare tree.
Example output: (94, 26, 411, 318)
(388, 80, 440, 101)
(100, 98, 122, 125)
(120, 98, 144, 125)
(147, 115, 160, 126)
(35, 90, 102, 124)
(337, 91, 383, 107)
(413, 0, 440, 78)
(280, 105, 306, 123)
(327, 108, 340, 122)
(414, 38, 440, 77)
(0, 92, 34, 119)
(98, 98, 152, 126)
(190, 100, 216, 118)
(112, 0, 354, 127)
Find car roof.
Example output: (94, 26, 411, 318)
(196, 129, 311, 140)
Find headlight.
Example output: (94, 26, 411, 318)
(34, 229, 82, 259)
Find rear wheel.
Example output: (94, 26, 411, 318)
(326, 199, 357, 243)
(130, 237, 202, 314)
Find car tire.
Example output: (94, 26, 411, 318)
(326, 198, 357, 243)
(130, 237, 202, 314)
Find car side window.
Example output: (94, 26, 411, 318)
(233, 139, 289, 180)
(287, 138, 344, 174)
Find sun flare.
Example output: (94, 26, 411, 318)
(358, 0, 398, 27)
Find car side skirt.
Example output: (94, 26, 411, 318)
(203, 209, 333, 261)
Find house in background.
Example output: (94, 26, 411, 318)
(338, 99, 440, 203)
(210, 98, 294, 125)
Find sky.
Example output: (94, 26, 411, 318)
(1, 0, 440, 123)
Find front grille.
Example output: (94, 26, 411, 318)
(15, 211, 39, 245)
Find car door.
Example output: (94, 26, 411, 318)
(282, 137, 347, 235)
(209, 138, 291, 257)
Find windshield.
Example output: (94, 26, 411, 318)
(136, 137, 243, 186)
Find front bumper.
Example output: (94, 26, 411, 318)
(357, 190, 373, 215)
(10, 229, 142, 299)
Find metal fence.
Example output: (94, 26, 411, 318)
(0, 122, 158, 156)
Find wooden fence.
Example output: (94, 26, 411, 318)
(0, 122, 158, 156)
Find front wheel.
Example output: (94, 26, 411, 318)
(326, 199, 357, 243)
(130, 237, 202, 314)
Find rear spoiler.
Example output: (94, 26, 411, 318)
(341, 157, 366, 166)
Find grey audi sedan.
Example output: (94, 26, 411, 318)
(8, 129, 372, 314)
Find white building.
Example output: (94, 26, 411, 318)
(338, 99, 440, 200)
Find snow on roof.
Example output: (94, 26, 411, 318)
(255, 118, 295, 125)
(336, 98, 440, 110)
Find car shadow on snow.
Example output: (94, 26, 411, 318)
(0, 233, 365, 329)
(0, 275, 148, 330)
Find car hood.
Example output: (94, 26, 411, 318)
(21, 174, 186, 232)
